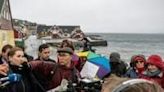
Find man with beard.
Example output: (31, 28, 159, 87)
(35, 44, 55, 63)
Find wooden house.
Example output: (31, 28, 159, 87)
(0, 0, 15, 50)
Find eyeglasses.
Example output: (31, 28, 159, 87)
(135, 60, 144, 64)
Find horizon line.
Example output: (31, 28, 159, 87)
(85, 32, 164, 34)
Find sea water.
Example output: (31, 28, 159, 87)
(25, 33, 164, 62)
(93, 33, 164, 62)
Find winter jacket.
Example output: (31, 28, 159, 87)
(106, 52, 127, 77)
(0, 63, 45, 92)
(73, 54, 86, 72)
(124, 68, 141, 78)
(124, 54, 146, 78)
(32, 58, 56, 90)
(141, 55, 164, 89)
(30, 61, 80, 90)
(110, 60, 127, 77)
(141, 71, 164, 89)
(35, 57, 56, 63)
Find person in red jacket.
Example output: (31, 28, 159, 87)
(30, 47, 80, 90)
(124, 54, 146, 78)
(141, 55, 164, 89)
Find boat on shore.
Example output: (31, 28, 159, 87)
(85, 35, 108, 46)
(41, 35, 108, 47)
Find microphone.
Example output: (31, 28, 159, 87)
(0, 73, 22, 87)
(0, 81, 10, 87)
(0, 73, 22, 82)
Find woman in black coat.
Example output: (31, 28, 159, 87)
(0, 47, 45, 92)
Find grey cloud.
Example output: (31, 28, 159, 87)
(10, 0, 164, 33)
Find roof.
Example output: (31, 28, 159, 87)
(0, 17, 12, 30)
(58, 25, 80, 34)
(37, 25, 52, 32)
(0, 0, 4, 13)
(13, 19, 37, 30)
(37, 25, 81, 35)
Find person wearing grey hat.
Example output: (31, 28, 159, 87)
(109, 52, 127, 77)
(57, 47, 74, 67)
(57, 47, 74, 55)
(28, 47, 80, 90)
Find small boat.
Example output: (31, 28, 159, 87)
(86, 35, 108, 46)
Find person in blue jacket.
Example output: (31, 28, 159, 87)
(124, 54, 146, 78)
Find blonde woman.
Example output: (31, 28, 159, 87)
(1, 47, 45, 92)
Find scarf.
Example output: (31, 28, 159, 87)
(136, 67, 145, 74)
(145, 69, 161, 77)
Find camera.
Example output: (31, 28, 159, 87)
(66, 78, 103, 92)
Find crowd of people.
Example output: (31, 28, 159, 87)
(0, 39, 164, 92)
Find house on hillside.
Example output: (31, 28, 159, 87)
(49, 26, 63, 39)
(50, 25, 85, 40)
(71, 29, 85, 40)
(28, 22, 37, 35)
(58, 25, 80, 38)
(13, 19, 26, 39)
(37, 25, 85, 40)
(37, 24, 52, 38)
(13, 19, 37, 36)
(0, 0, 15, 50)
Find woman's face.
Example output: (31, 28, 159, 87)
(135, 60, 145, 69)
(147, 64, 158, 72)
(9, 50, 24, 66)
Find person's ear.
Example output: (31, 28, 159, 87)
(8, 56, 12, 62)
(38, 52, 41, 56)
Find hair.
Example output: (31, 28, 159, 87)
(101, 74, 164, 92)
(38, 44, 49, 52)
(130, 54, 146, 67)
(17, 45, 26, 52)
(60, 39, 75, 51)
(8, 47, 23, 57)
(115, 82, 164, 92)
(101, 74, 129, 92)
(110, 52, 120, 59)
(2, 44, 13, 53)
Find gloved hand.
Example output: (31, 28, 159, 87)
(21, 62, 31, 72)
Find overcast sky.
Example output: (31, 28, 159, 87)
(10, 0, 164, 33)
